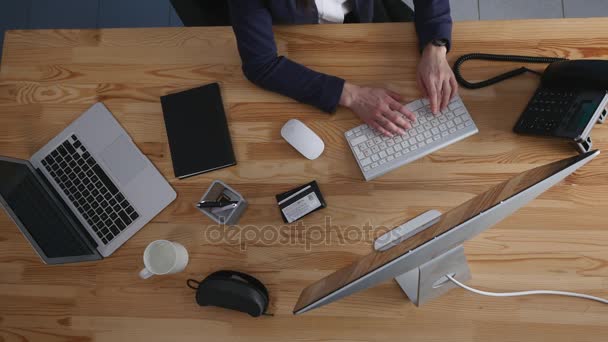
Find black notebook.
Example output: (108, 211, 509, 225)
(160, 83, 236, 179)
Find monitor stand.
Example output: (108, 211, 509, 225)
(374, 210, 472, 306)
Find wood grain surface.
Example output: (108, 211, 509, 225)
(1, 19, 608, 342)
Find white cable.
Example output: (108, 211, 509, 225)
(446, 274, 608, 304)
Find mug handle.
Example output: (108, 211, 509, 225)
(139, 267, 154, 279)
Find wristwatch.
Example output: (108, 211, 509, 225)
(431, 38, 449, 47)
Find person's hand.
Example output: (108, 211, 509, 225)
(339, 83, 416, 137)
(416, 43, 458, 114)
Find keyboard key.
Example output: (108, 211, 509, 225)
(355, 149, 365, 159)
(350, 135, 368, 146)
(109, 225, 120, 236)
(118, 211, 132, 226)
(454, 107, 466, 116)
(63, 141, 76, 155)
(361, 158, 372, 166)
(371, 162, 379, 169)
(115, 219, 127, 231)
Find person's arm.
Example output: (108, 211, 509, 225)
(413, 0, 452, 52)
(228, 0, 344, 113)
(413, 0, 458, 114)
(228, 0, 415, 136)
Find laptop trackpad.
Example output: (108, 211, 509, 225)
(100, 135, 147, 186)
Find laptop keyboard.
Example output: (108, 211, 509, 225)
(40, 134, 140, 245)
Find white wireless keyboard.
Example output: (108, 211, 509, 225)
(345, 96, 478, 181)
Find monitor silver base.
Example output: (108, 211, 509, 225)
(376, 209, 472, 306)
(395, 244, 470, 306)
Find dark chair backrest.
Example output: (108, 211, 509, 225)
(170, 0, 231, 27)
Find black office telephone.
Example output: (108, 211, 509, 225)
(453, 54, 608, 153)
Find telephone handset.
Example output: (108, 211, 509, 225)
(453, 54, 608, 153)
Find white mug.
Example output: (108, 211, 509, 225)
(139, 240, 189, 279)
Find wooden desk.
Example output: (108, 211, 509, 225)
(1, 18, 607, 342)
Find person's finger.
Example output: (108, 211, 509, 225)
(426, 77, 440, 114)
(417, 74, 428, 97)
(450, 76, 459, 100)
(369, 121, 392, 137)
(375, 115, 401, 136)
(387, 98, 415, 121)
(383, 109, 411, 131)
(386, 89, 404, 102)
(441, 79, 451, 111)
(388, 98, 417, 122)
(387, 98, 403, 112)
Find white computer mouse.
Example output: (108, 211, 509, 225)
(281, 119, 325, 160)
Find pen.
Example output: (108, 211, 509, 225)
(211, 203, 238, 214)
(197, 200, 238, 208)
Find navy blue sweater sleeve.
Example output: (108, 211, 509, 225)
(228, 0, 345, 113)
(413, 0, 453, 52)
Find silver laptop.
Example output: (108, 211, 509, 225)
(0, 103, 176, 264)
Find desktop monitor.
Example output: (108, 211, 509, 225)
(293, 150, 599, 314)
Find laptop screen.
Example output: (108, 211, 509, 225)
(0, 158, 99, 263)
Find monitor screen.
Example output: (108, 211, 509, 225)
(0, 158, 98, 262)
